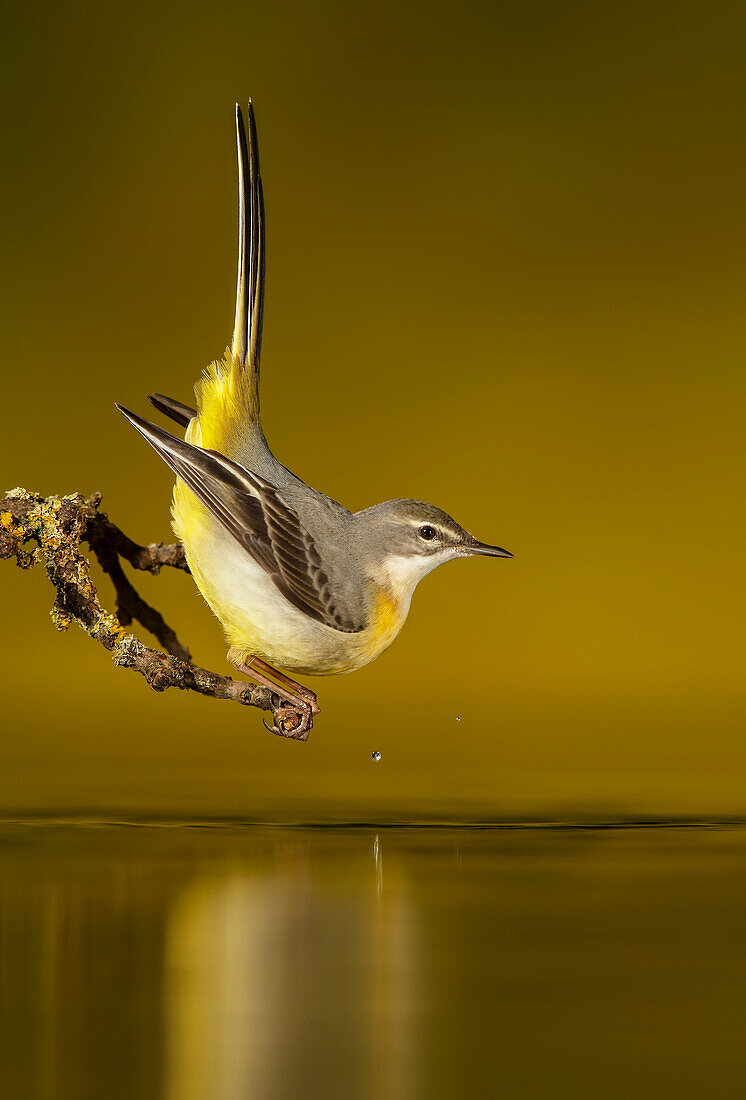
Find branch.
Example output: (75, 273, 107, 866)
(0, 488, 310, 739)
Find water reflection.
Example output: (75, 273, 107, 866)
(1, 826, 746, 1099)
(163, 835, 415, 1099)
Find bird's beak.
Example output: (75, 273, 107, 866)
(465, 539, 513, 558)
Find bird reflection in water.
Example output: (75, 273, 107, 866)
(163, 831, 416, 1100)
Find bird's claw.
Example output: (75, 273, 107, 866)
(263, 697, 315, 740)
(293, 686, 321, 716)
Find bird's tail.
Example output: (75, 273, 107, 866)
(195, 102, 266, 460)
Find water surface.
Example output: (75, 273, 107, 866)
(1, 824, 745, 1098)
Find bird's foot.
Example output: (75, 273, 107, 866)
(234, 656, 320, 740)
(263, 698, 315, 740)
(288, 684, 320, 715)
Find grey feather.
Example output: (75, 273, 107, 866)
(115, 405, 366, 633)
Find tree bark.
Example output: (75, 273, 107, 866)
(0, 488, 310, 740)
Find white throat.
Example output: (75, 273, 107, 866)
(379, 550, 455, 605)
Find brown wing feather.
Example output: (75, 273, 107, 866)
(148, 393, 198, 428)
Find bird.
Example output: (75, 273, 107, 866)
(117, 102, 512, 737)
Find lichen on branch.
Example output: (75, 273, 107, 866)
(0, 488, 311, 739)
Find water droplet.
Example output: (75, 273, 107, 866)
(371, 751, 382, 762)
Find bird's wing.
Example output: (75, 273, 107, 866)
(148, 393, 198, 428)
(116, 406, 366, 633)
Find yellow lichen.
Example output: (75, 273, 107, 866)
(0, 512, 24, 541)
(94, 612, 128, 642)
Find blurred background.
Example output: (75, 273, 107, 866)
(1, 0, 745, 820)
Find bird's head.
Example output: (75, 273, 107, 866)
(357, 499, 512, 604)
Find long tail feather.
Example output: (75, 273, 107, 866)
(231, 101, 265, 371)
(195, 102, 266, 460)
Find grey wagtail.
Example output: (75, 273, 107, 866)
(117, 102, 512, 736)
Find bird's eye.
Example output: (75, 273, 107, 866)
(418, 525, 437, 541)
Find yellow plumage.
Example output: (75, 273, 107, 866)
(195, 347, 260, 454)
(171, 345, 269, 657)
(172, 345, 257, 540)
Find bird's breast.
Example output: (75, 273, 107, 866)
(173, 499, 411, 675)
(366, 585, 408, 652)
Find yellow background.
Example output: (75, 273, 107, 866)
(1, 0, 744, 818)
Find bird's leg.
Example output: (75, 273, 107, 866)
(233, 656, 320, 739)
(248, 657, 320, 712)
(236, 659, 314, 738)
